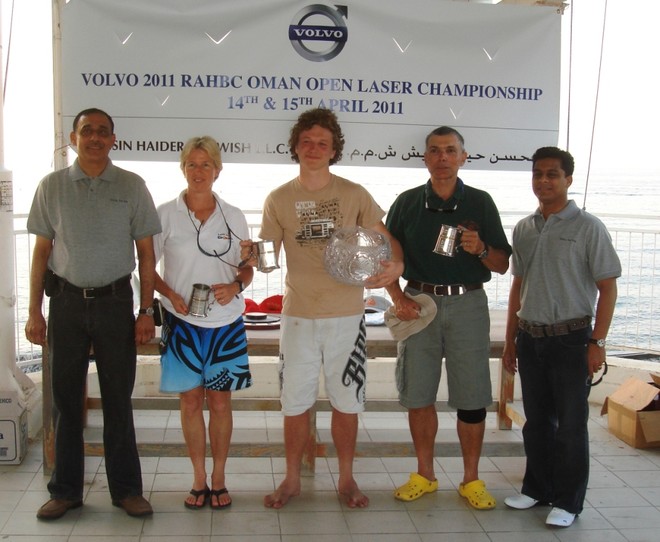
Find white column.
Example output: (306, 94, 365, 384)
(0, 7, 39, 408)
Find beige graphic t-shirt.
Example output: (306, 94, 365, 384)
(260, 175, 385, 318)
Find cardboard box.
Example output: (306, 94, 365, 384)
(0, 391, 29, 465)
(601, 373, 660, 449)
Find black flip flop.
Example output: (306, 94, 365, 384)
(184, 486, 210, 509)
(210, 488, 232, 510)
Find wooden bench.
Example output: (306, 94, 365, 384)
(41, 311, 518, 474)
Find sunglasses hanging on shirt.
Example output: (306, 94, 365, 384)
(424, 182, 459, 213)
(186, 196, 244, 269)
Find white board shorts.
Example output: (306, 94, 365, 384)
(279, 314, 367, 416)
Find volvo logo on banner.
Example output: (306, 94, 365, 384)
(288, 4, 348, 62)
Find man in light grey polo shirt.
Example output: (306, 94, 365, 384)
(25, 108, 161, 520)
(502, 146, 620, 528)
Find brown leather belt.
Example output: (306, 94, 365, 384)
(518, 316, 591, 338)
(58, 274, 132, 299)
(407, 280, 483, 296)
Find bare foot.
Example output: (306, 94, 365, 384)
(339, 478, 369, 508)
(264, 478, 301, 509)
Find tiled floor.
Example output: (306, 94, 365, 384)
(1, 406, 659, 541)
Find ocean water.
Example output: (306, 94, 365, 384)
(12, 163, 660, 365)
(121, 162, 660, 220)
(143, 162, 660, 353)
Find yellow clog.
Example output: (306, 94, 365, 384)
(458, 479, 496, 510)
(394, 472, 438, 502)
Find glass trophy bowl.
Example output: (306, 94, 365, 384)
(324, 226, 392, 286)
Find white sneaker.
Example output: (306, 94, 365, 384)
(546, 507, 576, 527)
(504, 494, 539, 510)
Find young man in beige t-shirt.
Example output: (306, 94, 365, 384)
(242, 108, 402, 509)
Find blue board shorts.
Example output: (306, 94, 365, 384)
(159, 310, 252, 393)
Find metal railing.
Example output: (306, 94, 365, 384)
(12, 211, 660, 369)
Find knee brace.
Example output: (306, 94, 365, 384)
(457, 408, 487, 424)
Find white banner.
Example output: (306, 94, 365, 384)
(60, 0, 561, 170)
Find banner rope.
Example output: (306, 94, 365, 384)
(582, 0, 609, 211)
(2, 0, 16, 101)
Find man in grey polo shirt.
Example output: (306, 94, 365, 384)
(25, 108, 161, 520)
(502, 147, 620, 527)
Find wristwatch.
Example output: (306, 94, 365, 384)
(234, 279, 244, 293)
(138, 306, 154, 316)
(477, 246, 489, 259)
(588, 338, 606, 348)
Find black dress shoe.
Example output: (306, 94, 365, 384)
(112, 495, 153, 517)
(36, 498, 83, 520)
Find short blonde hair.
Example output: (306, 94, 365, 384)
(180, 136, 223, 173)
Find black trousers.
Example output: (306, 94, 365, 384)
(47, 280, 143, 501)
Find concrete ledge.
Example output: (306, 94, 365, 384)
(29, 352, 658, 440)
(87, 356, 523, 403)
(34, 350, 659, 470)
(83, 440, 525, 459)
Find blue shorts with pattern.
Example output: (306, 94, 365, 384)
(159, 310, 252, 393)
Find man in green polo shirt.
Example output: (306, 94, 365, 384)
(386, 126, 511, 509)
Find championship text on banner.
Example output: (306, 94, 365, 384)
(60, 0, 561, 170)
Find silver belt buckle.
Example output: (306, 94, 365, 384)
(83, 288, 95, 299)
(432, 284, 445, 296)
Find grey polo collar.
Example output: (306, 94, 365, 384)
(70, 158, 116, 182)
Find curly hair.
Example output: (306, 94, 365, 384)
(288, 108, 344, 165)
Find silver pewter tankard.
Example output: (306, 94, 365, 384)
(188, 283, 211, 317)
(255, 240, 280, 273)
(433, 224, 463, 257)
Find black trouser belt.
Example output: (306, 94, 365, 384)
(58, 274, 131, 299)
(518, 316, 591, 338)
(407, 280, 483, 296)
